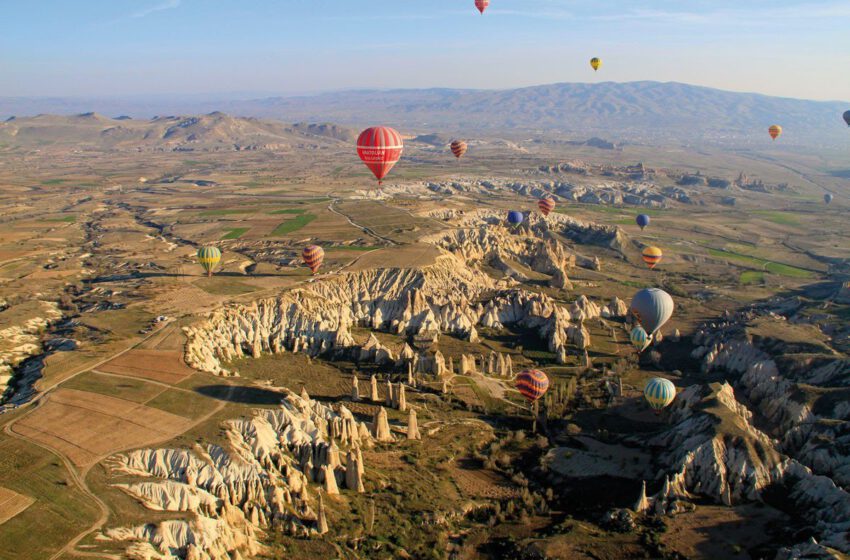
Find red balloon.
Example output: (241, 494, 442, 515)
(357, 127, 403, 185)
(475, 0, 489, 14)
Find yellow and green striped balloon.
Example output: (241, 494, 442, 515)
(644, 377, 676, 411)
(197, 246, 221, 277)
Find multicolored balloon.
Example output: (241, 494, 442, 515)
(302, 245, 325, 274)
(197, 246, 221, 277)
(538, 197, 556, 217)
(824, 193, 834, 204)
(450, 140, 468, 159)
(516, 369, 549, 402)
(630, 325, 650, 352)
(507, 210, 524, 227)
(590, 57, 602, 71)
(641, 246, 663, 269)
(475, 0, 489, 14)
(630, 288, 674, 335)
(357, 126, 403, 185)
(636, 214, 650, 230)
(644, 377, 676, 410)
(769, 125, 782, 140)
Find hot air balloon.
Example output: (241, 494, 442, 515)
(636, 214, 650, 230)
(590, 57, 601, 71)
(357, 127, 403, 186)
(644, 377, 676, 410)
(507, 210, 524, 228)
(516, 369, 549, 402)
(824, 193, 834, 204)
(641, 246, 663, 269)
(630, 288, 674, 336)
(538, 197, 556, 217)
(450, 140, 468, 159)
(843, 111, 850, 127)
(769, 125, 782, 140)
(630, 326, 650, 352)
(475, 0, 489, 14)
(302, 245, 325, 274)
(197, 246, 221, 277)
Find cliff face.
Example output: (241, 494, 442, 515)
(105, 389, 372, 559)
(655, 310, 850, 554)
(184, 252, 624, 375)
(0, 300, 63, 405)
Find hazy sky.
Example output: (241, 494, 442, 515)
(3, 0, 849, 101)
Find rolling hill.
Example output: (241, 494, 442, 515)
(0, 112, 358, 152)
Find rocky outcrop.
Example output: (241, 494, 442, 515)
(0, 300, 63, 404)
(104, 389, 376, 558)
(651, 382, 850, 553)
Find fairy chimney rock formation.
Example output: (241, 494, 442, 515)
(351, 375, 360, 401)
(634, 480, 650, 513)
(345, 451, 365, 492)
(317, 493, 329, 535)
(407, 408, 421, 440)
(550, 267, 573, 290)
(323, 465, 339, 495)
(371, 407, 393, 442)
(397, 383, 407, 412)
(370, 374, 379, 402)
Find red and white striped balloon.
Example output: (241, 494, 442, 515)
(357, 126, 403, 186)
(475, 0, 490, 14)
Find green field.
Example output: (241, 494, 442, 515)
(221, 227, 249, 240)
(62, 371, 164, 403)
(268, 208, 306, 215)
(708, 248, 814, 279)
(199, 209, 254, 217)
(270, 213, 317, 236)
(40, 179, 67, 186)
(739, 270, 765, 285)
(752, 210, 801, 226)
(43, 215, 76, 223)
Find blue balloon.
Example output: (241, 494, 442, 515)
(636, 214, 650, 230)
(507, 210, 524, 226)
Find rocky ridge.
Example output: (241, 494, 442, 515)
(104, 389, 380, 559)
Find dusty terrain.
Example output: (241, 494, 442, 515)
(0, 114, 848, 560)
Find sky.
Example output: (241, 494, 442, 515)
(2, 0, 849, 101)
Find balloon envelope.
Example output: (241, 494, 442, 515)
(769, 125, 782, 140)
(302, 245, 325, 274)
(636, 214, 650, 230)
(630, 326, 650, 352)
(538, 197, 556, 217)
(450, 140, 468, 159)
(641, 246, 663, 269)
(507, 210, 524, 226)
(474, 0, 489, 14)
(824, 193, 834, 204)
(630, 288, 674, 335)
(644, 377, 676, 410)
(357, 127, 403, 185)
(516, 369, 549, 401)
(843, 110, 850, 126)
(197, 246, 221, 276)
(590, 57, 601, 71)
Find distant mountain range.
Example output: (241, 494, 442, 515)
(2, 81, 848, 149)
